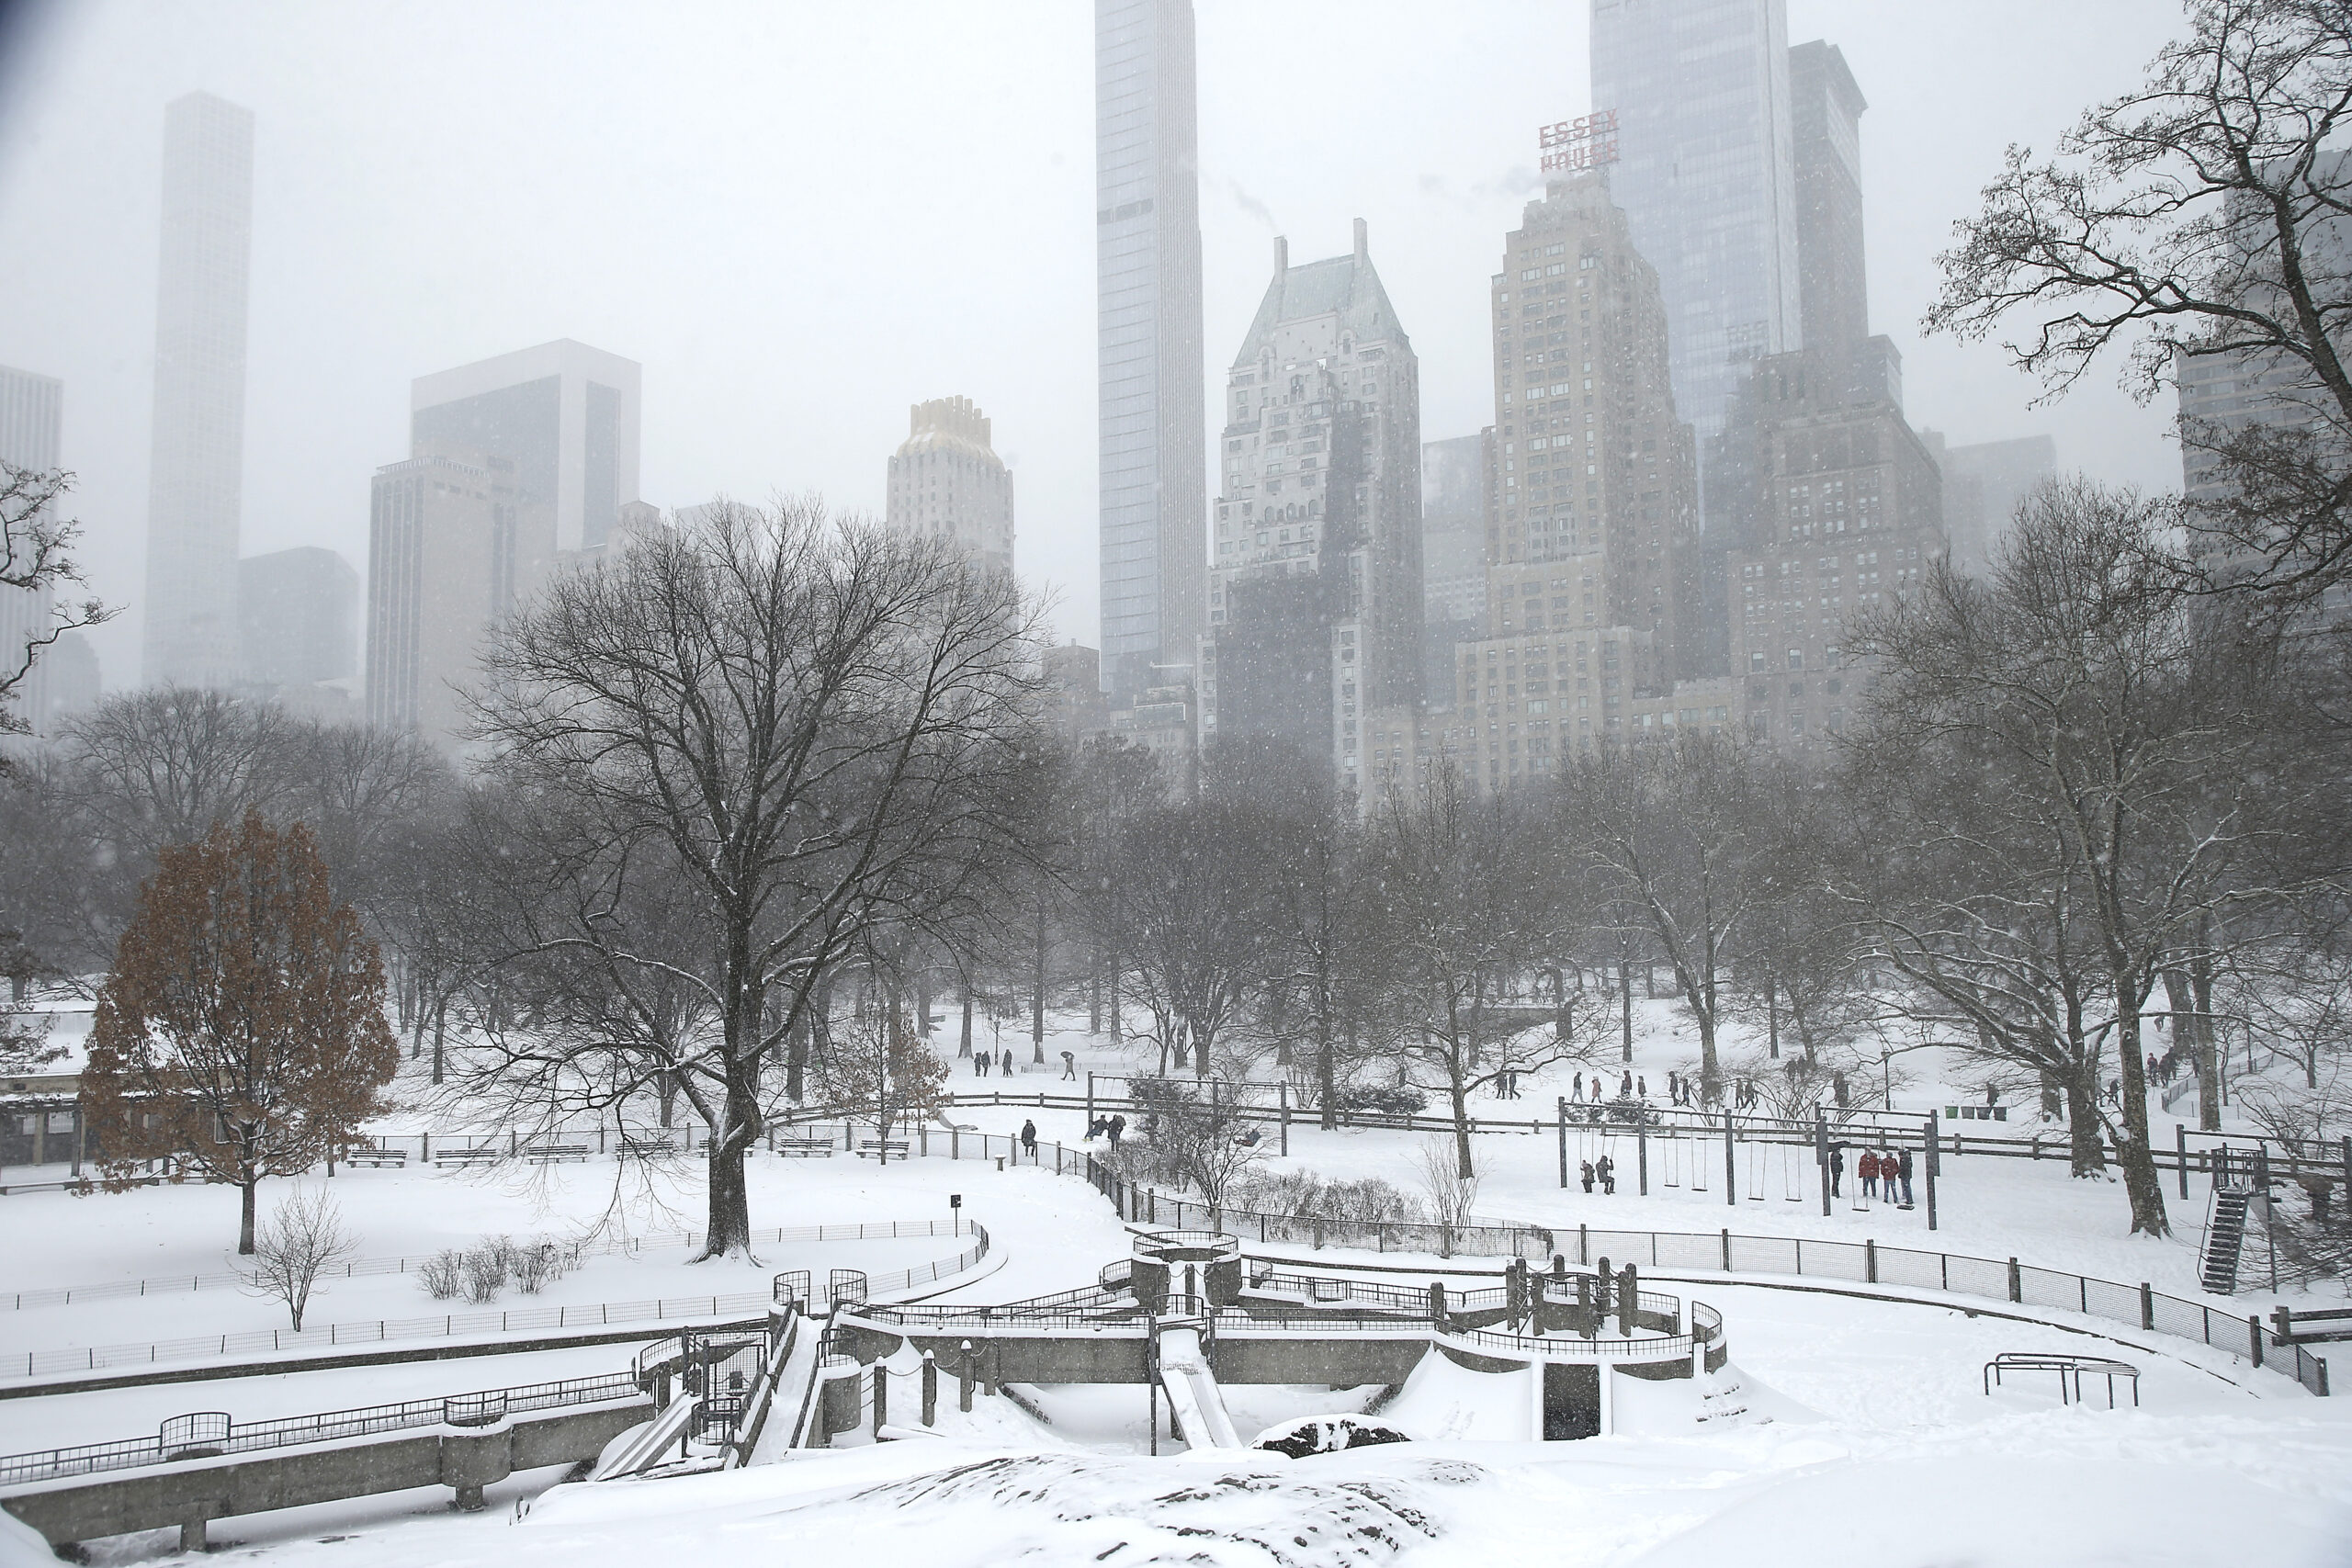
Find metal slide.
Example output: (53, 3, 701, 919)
(592, 1393, 701, 1480)
(1155, 1326, 1244, 1450)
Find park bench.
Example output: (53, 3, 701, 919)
(618, 1136, 676, 1159)
(2271, 1305, 2352, 1344)
(775, 1134, 835, 1158)
(856, 1139, 910, 1162)
(524, 1144, 590, 1164)
(345, 1146, 406, 1168)
(1983, 1351, 2139, 1408)
(433, 1145, 501, 1168)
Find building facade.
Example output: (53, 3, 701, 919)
(1096, 0, 1207, 704)
(1486, 174, 1701, 674)
(141, 91, 254, 689)
(884, 396, 1014, 577)
(365, 455, 526, 744)
(1789, 40, 1868, 353)
(239, 546, 357, 694)
(1199, 224, 1420, 795)
(0, 366, 66, 731)
(1919, 430, 2057, 576)
(1590, 0, 1801, 465)
(1719, 342, 1945, 747)
(410, 340, 640, 556)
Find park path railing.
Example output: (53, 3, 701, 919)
(5, 1219, 969, 1314)
(0, 1370, 643, 1486)
(4, 1219, 988, 1381)
(1067, 1153, 2335, 1400)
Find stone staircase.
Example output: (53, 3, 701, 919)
(2199, 1187, 2254, 1295)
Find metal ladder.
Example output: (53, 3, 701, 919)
(2200, 1187, 2253, 1294)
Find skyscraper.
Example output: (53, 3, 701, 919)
(410, 340, 641, 555)
(1198, 223, 1420, 793)
(884, 396, 1015, 577)
(1920, 430, 2057, 575)
(1589, 0, 1801, 462)
(141, 91, 254, 689)
(0, 365, 68, 728)
(239, 547, 358, 693)
(1095, 0, 1206, 704)
(368, 340, 641, 747)
(1789, 41, 1868, 353)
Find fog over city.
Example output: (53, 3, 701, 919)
(0, 0, 2176, 677)
(5, 4, 2352, 1563)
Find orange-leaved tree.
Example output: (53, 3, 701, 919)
(81, 809, 399, 1252)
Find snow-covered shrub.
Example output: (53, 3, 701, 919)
(460, 1239, 510, 1303)
(417, 1249, 465, 1300)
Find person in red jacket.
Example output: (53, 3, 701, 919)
(1859, 1148, 1880, 1200)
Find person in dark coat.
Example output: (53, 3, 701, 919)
(975, 1051, 989, 1077)
(1002, 1047, 1016, 1077)
(1897, 1146, 1916, 1206)
(1061, 1051, 1078, 1080)
(1620, 1071, 1634, 1099)
(1020, 1119, 1037, 1158)
(1580, 1159, 1596, 1194)
(1596, 1154, 1616, 1195)
(1829, 1144, 1846, 1197)
(1108, 1115, 1125, 1145)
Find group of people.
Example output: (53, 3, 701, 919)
(1826, 1143, 1916, 1205)
(1579, 1154, 1617, 1194)
(1568, 1071, 1644, 1103)
(968, 1046, 1019, 1077)
(1082, 1113, 1127, 1144)
(1491, 1067, 1527, 1099)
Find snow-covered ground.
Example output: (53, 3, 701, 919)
(5, 1001, 2350, 1565)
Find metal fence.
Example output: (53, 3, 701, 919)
(7, 1219, 991, 1381)
(1076, 1159, 2332, 1400)
(0, 1371, 644, 1486)
(5, 1219, 977, 1314)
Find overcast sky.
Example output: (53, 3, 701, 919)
(0, 0, 2187, 686)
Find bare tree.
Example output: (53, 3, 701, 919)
(242, 1184, 359, 1331)
(1411, 1135, 1479, 1258)
(1844, 480, 2341, 1235)
(1367, 766, 1558, 1178)
(0, 463, 110, 734)
(1550, 733, 1791, 1102)
(468, 499, 1046, 1258)
(1109, 797, 1278, 1079)
(1928, 0, 2352, 602)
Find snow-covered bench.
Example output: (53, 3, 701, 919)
(2272, 1305, 2352, 1344)
(524, 1144, 591, 1164)
(433, 1145, 501, 1168)
(345, 1146, 406, 1168)
(855, 1139, 910, 1162)
(775, 1134, 835, 1157)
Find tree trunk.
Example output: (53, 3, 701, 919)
(1766, 974, 1779, 1060)
(1619, 964, 1634, 1063)
(1449, 1068, 1475, 1180)
(960, 987, 974, 1058)
(1033, 898, 1048, 1062)
(239, 1176, 258, 1256)
(431, 995, 447, 1087)
(2112, 982, 2169, 1237)
(2064, 1055, 2107, 1176)
(786, 1011, 809, 1102)
(1089, 954, 1102, 1034)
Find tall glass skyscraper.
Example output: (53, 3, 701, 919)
(1095, 0, 1205, 703)
(141, 91, 254, 689)
(1589, 0, 1801, 465)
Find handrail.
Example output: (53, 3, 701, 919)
(0, 1371, 645, 1487)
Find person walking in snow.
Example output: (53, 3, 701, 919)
(1667, 1070, 1679, 1104)
(1020, 1119, 1037, 1160)
(975, 1050, 989, 1077)
(1002, 1046, 1016, 1077)
(1896, 1146, 1915, 1207)
(1858, 1148, 1879, 1200)
(1061, 1051, 1077, 1081)
(1108, 1114, 1125, 1145)
(1620, 1070, 1634, 1100)
(1636, 1076, 1647, 1100)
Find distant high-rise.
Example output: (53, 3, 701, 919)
(365, 455, 526, 744)
(141, 91, 254, 689)
(884, 396, 1015, 577)
(1199, 223, 1420, 794)
(1419, 434, 1488, 629)
(1789, 40, 1869, 352)
(1590, 0, 1801, 463)
(369, 339, 640, 747)
(239, 546, 357, 692)
(0, 365, 68, 729)
(1920, 431, 2058, 575)
(410, 340, 641, 555)
(1095, 0, 1206, 703)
